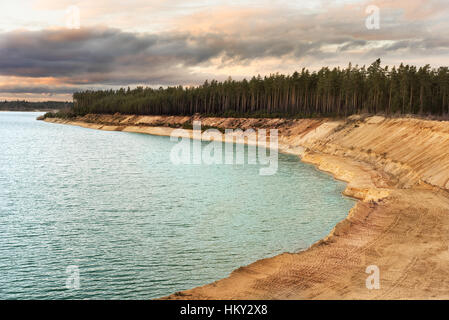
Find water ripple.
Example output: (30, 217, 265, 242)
(0, 112, 355, 299)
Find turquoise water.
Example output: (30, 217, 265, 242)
(0, 112, 354, 299)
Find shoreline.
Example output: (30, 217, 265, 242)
(42, 115, 449, 299)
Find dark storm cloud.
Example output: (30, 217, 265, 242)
(0, 28, 199, 81)
(0, 27, 401, 87)
(0, 27, 312, 85)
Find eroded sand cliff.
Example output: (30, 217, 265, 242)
(43, 114, 449, 299)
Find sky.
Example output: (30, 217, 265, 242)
(1, 0, 449, 101)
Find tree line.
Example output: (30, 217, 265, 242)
(1, 100, 73, 111)
(69, 59, 449, 118)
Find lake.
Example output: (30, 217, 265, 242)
(0, 112, 354, 299)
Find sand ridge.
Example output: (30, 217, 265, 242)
(43, 114, 449, 299)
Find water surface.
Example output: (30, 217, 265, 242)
(0, 112, 354, 299)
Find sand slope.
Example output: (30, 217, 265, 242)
(43, 114, 449, 299)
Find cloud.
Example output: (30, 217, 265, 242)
(1, 0, 449, 100)
(0, 83, 82, 94)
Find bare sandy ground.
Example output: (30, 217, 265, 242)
(43, 114, 449, 299)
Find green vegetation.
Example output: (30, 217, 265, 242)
(0, 100, 73, 112)
(40, 108, 75, 120)
(69, 59, 449, 118)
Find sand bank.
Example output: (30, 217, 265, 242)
(43, 114, 449, 299)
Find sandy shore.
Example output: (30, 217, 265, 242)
(43, 114, 449, 299)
